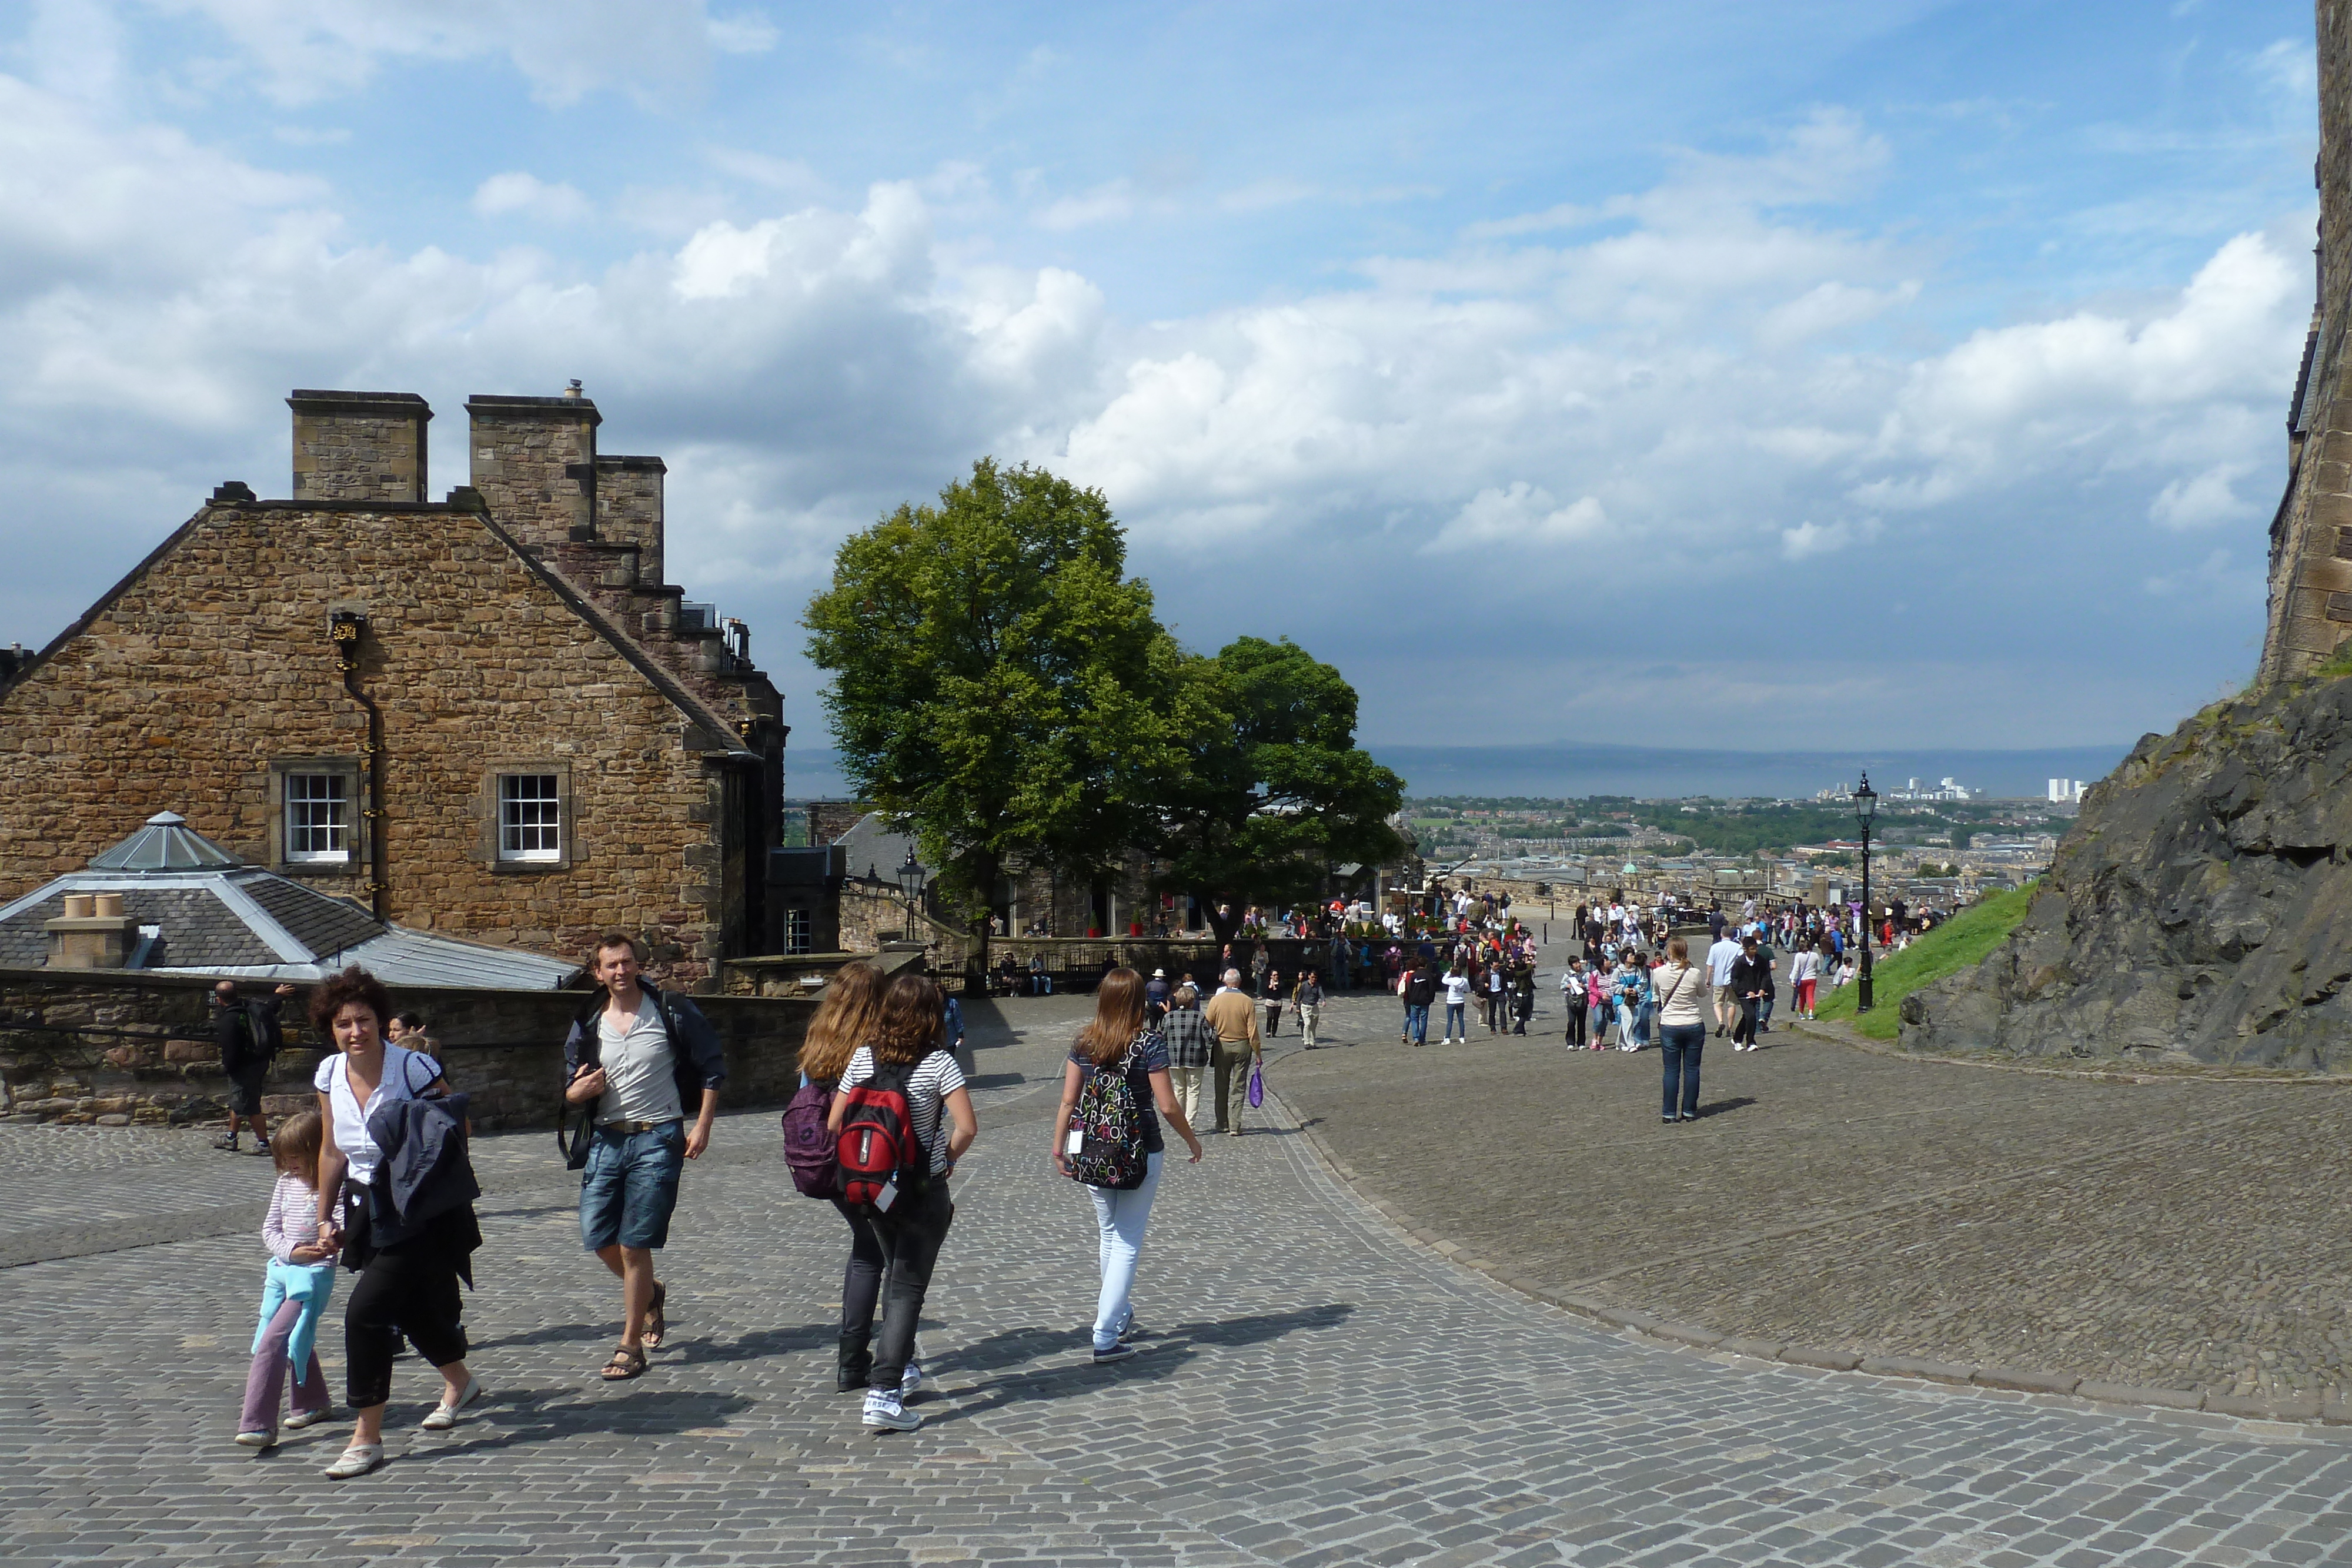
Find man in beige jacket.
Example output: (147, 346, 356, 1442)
(1200, 968, 1262, 1136)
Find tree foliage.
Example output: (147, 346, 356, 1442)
(808, 462, 1401, 961)
(1150, 636, 1404, 942)
(804, 460, 1185, 967)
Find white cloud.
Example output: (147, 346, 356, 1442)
(1422, 484, 1606, 554)
(704, 146, 825, 197)
(2150, 464, 2256, 530)
(1757, 279, 1920, 346)
(1037, 179, 1137, 231)
(1781, 517, 1882, 560)
(2142, 548, 2250, 599)
(706, 11, 778, 55)
(144, 0, 729, 106)
(1862, 232, 2301, 507)
(471, 172, 592, 223)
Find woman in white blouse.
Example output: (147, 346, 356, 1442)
(312, 967, 484, 1479)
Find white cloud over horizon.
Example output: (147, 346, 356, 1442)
(0, 2, 2321, 754)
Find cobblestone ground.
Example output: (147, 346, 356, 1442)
(1279, 949, 2352, 1406)
(5, 995, 2351, 1566)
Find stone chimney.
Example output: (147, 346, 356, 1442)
(466, 383, 600, 554)
(45, 892, 141, 969)
(288, 390, 431, 502)
(594, 454, 667, 584)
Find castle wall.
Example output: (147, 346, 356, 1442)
(2259, 1, 2352, 681)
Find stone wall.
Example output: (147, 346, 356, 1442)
(289, 391, 429, 502)
(0, 966, 812, 1131)
(594, 455, 665, 586)
(466, 393, 599, 557)
(2260, 1, 2352, 681)
(0, 496, 743, 986)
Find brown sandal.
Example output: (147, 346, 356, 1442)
(600, 1345, 647, 1380)
(641, 1282, 667, 1349)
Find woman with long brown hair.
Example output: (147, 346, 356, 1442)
(797, 962, 898, 1394)
(826, 972, 976, 1432)
(1050, 967, 1202, 1364)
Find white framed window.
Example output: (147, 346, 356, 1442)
(785, 907, 813, 954)
(285, 773, 350, 863)
(499, 773, 562, 862)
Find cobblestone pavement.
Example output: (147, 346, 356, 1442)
(7, 995, 2352, 1566)
(1278, 950, 2352, 1408)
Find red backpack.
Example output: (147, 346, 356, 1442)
(834, 1061, 928, 1209)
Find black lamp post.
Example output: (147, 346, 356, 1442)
(896, 844, 927, 941)
(1853, 773, 1877, 1011)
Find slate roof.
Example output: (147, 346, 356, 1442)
(0, 887, 279, 969)
(0, 814, 579, 989)
(240, 874, 382, 962)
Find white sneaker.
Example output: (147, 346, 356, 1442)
(235, 1429, 275, 1449)
(900, 1361, 923, 1399)
(862, 1388, 922, 1431)
(283, 1406, 332, 1430)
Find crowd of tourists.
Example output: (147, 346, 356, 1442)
(219, 885, 1940, 1475)
(220, 933, 1252, 1473)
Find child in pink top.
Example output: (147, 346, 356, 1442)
(236, 1111, 340, 1447)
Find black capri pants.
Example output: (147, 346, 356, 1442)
(343, 1205, 472, 1409)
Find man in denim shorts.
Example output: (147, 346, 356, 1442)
(562, 933, 726, 1380)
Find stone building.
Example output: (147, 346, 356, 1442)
(0, 386, 786, 987)
(2262, 1, 2352, 681)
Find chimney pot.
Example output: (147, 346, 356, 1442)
(64, 894, 95, 919)
(564, 379, 584, 398)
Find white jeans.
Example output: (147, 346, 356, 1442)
(1088, 1150, 1165, 1350)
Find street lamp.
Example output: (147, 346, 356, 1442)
(896, 844, 927, 941)
(1852, 773, 1877, 1011)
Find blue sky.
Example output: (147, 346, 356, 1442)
(0, 0, 2321, 756)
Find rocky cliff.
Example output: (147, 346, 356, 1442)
(1904, 671, 2352, 1071)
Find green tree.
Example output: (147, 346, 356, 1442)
(1150, 636, 1405, 944)
(804, 459, 1185, 979)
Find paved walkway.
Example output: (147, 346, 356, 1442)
(1277, 947, 2352, 1412)
(5, 996, 2351, 1566)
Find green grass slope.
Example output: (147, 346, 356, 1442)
(1813, 883, 2036, 1040)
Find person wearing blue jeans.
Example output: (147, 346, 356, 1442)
(1402, 963, 1437, 1048)
(1441, 964, 1472, 1045)
(1053, 969, 1202, 1363)
(1649, 940, 1710, 1123)
(561, 934, 727, 1382)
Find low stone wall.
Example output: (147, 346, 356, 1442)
(722, 945, 926, 998)
(0, 966, 813, 1131)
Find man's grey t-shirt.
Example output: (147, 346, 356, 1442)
(597, 994, 683, 1126)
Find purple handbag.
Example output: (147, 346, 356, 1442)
(1247, 1061, 1264, 1108)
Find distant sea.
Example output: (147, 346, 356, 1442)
(787, 741, 2133, 804)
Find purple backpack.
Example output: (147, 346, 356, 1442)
(781, 1080, 840, 1199)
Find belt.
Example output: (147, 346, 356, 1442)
(597, 1118, 682, 1135)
